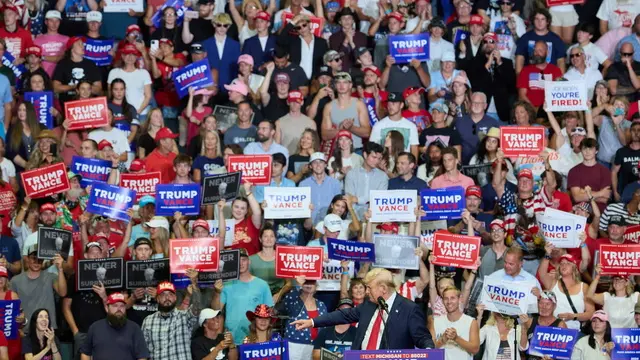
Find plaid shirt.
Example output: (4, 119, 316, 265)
(142, 307, 198, 360)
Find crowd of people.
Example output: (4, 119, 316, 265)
(0, 0, 639, 359)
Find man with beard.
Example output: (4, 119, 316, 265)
(80, 292, 149, 360)
(243, 120, 290, 161)
(516, 40, 563, 110)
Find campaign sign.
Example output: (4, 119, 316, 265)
(282, 12, 324, 37)
(188, 219, 235, 247)
(1, 52, 26, 80)
(64, 97, 109, 130)
(0, 190, 16, 213)
(275, 246, 323, 280)
(172, 249, 240, 289)
(544, 81, 588, 111)
(624, 224, 640, 244)
(500, 127, 546, 157)
(480, 276, 535, 315)
(86, 182, 136, 222)
(343, 349, 444, 360)
(202, 172, 242, 204)
(227, 155, 272, 185)
(528, 326, 578, 360)
(612, 328, 640, 360)
(37, 227, 72, 260)
(373, 234, 419, 270)
(71, 156, 111, 187)
(327, 238, 375, 262)
(172, 59, 214, 99)
(151, 0, 190, 28)
(432, 232, 480, 270)
(156, 184, 201, 216)
(420, 186, 465, 220)
(544, 208, 587, 235)
(363, 97, 379, 127)
(388, 33, 430, 63)
(77, 258, 124, 290)
(547, 0, 583, 5)
(599, 244, 640, 275)
(120, 172, 161, 201)
(317, 259, 354, 291)
(103, 0, 144, 12)
(170, 237, 220, 274)
(0, 300, 20, 339)
(240, 340, 289, 360)
(453, 30, 469, 46)
(420, 221, 448, 250)
(320, 349, 340, 360)
(126, 259, 170, 289)
(84, 39, 114, 66)
(370, 190, 417, 222)
(538, 215, 579, 248)
(21, 162, 70, 198)
(264, 187, 311, 219)
(24, 92, 54, 129)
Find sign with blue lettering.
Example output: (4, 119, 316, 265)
(24, 92, 54, 129)
(371, 190, 417, 222)
(344, 349, 444, 360)
(529, 326, 578, 359)
(71, 156, 111, 188)
(327, 238, 375, 262)
(240, 340, 289, 360)
(155, 183, 201, 216)
(84, 38, 114, 67)
(420, 187, 465, 220)
(538, 215, 579, 248)
(612, 328, 640, 360)
(388, 33, 430, 63)
(86, 182, 136, 221)
(0, 300, 20, 340)
(1, 52, 26, 81)
(363, 97, 379, 127)
(151, 0, 191, 28)
(264, 187, 311, 219)
(480, 276, 537, 315)
(172, 59, 214, 98)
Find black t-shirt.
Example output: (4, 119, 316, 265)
(22, 334, 60, 355)
(419, 126, 462, 148)
(52, 57, 101, 104)
(605, 61, 640, 90)
(304, 95, 331, 131)
(312, 326, 357, 354)
(151, 27, 187, 54)
(66, 286, 107, 333)
(474, 0, 524, 16)
(614, 145, 640, 194)
(445, 20, 468, 43)
(262, 96, 289, 122)
(127, 294, 158, 326)
(287, 154, 311, 183)
(183, 18, 215, 44)
(138, 133, 156, 158)
(272, 64, 309, 91)
(191, 333, 228, 360)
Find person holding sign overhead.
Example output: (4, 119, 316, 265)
(586, 264, 639, 328)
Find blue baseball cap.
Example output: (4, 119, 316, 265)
(430, 102, 448, 113)
(325, 1, 339, 12)
(139, 195, 156, 207)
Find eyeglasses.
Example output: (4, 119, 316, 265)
(491, 228, 505, 234)
(294, 22, 308, 30)
(215, 23, 230, 28)
(164, 12, 176, 17)
(622, 52, 634, 57)
(570, 53, 582, 58)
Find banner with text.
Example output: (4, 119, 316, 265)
(37, 227, 72, 260)
(547, 0, 584, 6)
(264, 187, 311, 219)
(227, 155, 272, 185)
(103, 0, 144, 12)
(327, 238, 375, 262)
(1, 52, 26, 81)
(420, 221, 448, 250)
(0, 190, 16, 213)
(370, 189, 417, 222)
(363, 97, 379, 127)
(599, 244, 640, 275)
(64, 97, 109, 130)
(172, 59, 214, 98)
(0, 300, 21, 340)
(71, 156, 111, 187)
(202, 172, 242, 204)
(612, 328, 640, 360)
(388, 33, 430, 63)
(151, 0, 190, 28)
(120, 172, 161, 201)
(500, 127, 546, 157)
(432, 232, 480, 269)
(86, 182, 136, 221)
(373, 234, 419, 270)
(84, 39, 114, 66)
(624, 225, 640, 244)
(317, 259, 355, 291)
(77, 258, 124, 290)
(544, 208, 586, 237)
(240, 340, 289, 360)
(544, 80, 588, 111)
(480, 276, 536, 315)
(420, 186, 464, 220)
(275, 246, 323, 280)
(344, 349, 444, 360)
(528, 326, 578, 360)
(24, 92, 54, 128)
(155, 183, 201, 216)
(126, 259, 170, 289)
(172, 249, 240, 288)
(538, 215, 579, 248)
(21, 162, 70, 198)
(188, 219, 235, 247)
(170, 237, 220, 273)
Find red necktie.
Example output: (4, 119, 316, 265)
(365, 309, 384, 350)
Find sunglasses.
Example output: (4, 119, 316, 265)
(484, 39, 496, 44)
(295, 22, 309, 30)
(331, 58, 342, 62)
(570, 53, 582, 58)
(622, 52, 634, 57)
(498, 1, 513, 5)
(215, 23, 230, 28)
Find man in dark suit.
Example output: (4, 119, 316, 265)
(277, 14, 329, 81)
(291, 268, 435, 350)
(241, 11, 277, 70)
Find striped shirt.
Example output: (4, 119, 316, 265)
(598, 202, 640, 231)
(499, 187, 553, 233)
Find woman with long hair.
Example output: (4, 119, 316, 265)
(570, 310, 614, 360)
(476, 308, 529, 360)
(287, 129, 319, 185)
(187, 115, 222, 159)
(150, 7, 184, 52)
(183, 87, 214, 148)
(223, 144, 243, 168)
(511, 100, 537, 126)
(230, 182, 262, 256)
(229, 0, 276, 46)
(6, 102, 44, 171)
(137, 108, 165, 159)
(244, 304, 280, 344)
(107, 45, 152, 117)
(144, 216, 171, 258)
(193, 130, 224, 183)
(469, 128, 517, 185)
(25, 130, 63, 170)
(249, 224, 289, 302)
(22, 309, 61, 360)
(314, 195, 361, 240)
(448, 73, 472, 119)
(381, 130, 404, 177)
(591, 95, 631, 168)
(327, 131, 363, 186)
(339, 274, 366, 306)
(108, 78, 139, 147)
(417, 142, 444, 186)
(586, 264, 639, 328)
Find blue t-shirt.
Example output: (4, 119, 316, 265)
(128, 224, 150, 247)
(220, 277, 273, 344)
(0, 236, 20, 278)
(454, 115, 500, 165)
(481, 182, 518, 212)
(192, 156, 225, 181)
(515, 31, 566, 66)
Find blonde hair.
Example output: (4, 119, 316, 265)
(152, 227, 170, 257)
(486, 312, 515, 329)
(242, 0, 262, 14)
(556, 262, 582, 284)
(441, 286, 461, 298)
(213, 13, 232, 25)
(363, 268, 396, 290)
(200, 130, 222, 157)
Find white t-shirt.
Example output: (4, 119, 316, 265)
(564, 66, 604, 99)
(89, 128, 131, 155)
(597, 0, 640, 30)
(0, 157, 16, 183)
(490, 13, 527, 60)
(566, 42, 608, 71)
(428, 37, 454, 72)
(369, 116, 420, 152)
(107, 68, 152, 115)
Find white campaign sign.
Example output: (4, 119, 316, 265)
(317, 259, 355, 291)
(370, 190, 418, 222)
(480, 276, 537, 315)
(189, 219, 235, 247)
(544, 81, 588, 111)
(538, 215, 579, 248)
(103, 0, 144, 12)
(543, 208, 587, 248)
(264, 187, 311, 219)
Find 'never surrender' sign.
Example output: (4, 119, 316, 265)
(388, 33, 430, 63)
(327, 238, 375, 262)
(172, 59, 214, 98)
(64, 97, 109, 130)
(420, 187, 464, 220)
(226, 155, 272, 185)
(86, 182, 136, 221)
(71, 156, 111, 187)
(155, 183, 200, 216)
(529, 326, 578, 360)
(544, 81, 588, 111)
(21, 163, 70, 198)
(370, 190, 417, 222)
(500, 127, 545, 157)
(275, 246, 323, 280)
(599, 244, 640, 275)
(432, 232, 480, 269)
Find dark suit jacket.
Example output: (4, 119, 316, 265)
(202, 35, 241, 89)
(465, 56, 516, 123)
(277, 22, 329, 80)
(242, 34, 277, 69)
(313, 296, 434, 350)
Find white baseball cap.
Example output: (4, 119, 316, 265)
(309, 152, 326, 163)
(45, 10, 62, 19)
(442, 51, 455, 62)
(86, 11, 102, 23)
(199, 308, 221, 326)
(145, 216, 170, 232)
(324, 214, 343, 233)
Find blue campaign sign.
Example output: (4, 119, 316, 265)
(453, 30, 469, 46)
(363, 97, 379, 127)
(327, 238, 375, 262)
(86, 182, 136, 221)
(344, 349, 444, 360)
(155, 183, 201, 216)
(84, 38, 114, 67)
(612, 328, 640, 360)
(420, 186, 465, 220)
(0, 300, 21, 340)
(529, 326, 578, 360)
(388, 33, 430, 63)
(71, 156, 111, 188)
(1, 52, 26, 81)
(240, 340, 289, 360)
(151, 0, 191, 28)
(172, 59, 214, 98)
(24, 92, 54, 129)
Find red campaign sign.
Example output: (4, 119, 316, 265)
(64, 97, 109, 131)
(226, 155, 272, 185)
(282, 12, 324, 37)
(500, 126, 546, 157)
(170, 237, 220, 273)
(0, 190, 16, 212)
(432, 232, 481, 270)
(547, 0, 584, 6)
(599, 244, 640, 275)
(624, 225, 640, 244)
(21, 163, 70, 198)
(120, 172, 161, 201)
(275, 246, 323, 280)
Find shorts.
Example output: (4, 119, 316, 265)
(550, 8, 579, 27)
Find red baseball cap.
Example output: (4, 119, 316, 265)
(98, 139, 113, 150)
(386, 11, 404, 22)
(363, 66, 381, 77)
(192, 219, 210, 232)
(130, 159, 145, 172)
(155, 127, 179, 141)
(256, 11, 270, 21)
(376, 222, 399, 232)
(559, 254, 578, 267)
(336, 130, 352, 140)
(126, 24, 141, 35)
(465, 185, 482, 198)
(483, 32, 498, 43)
(66, 36, 85, 51)
(25, 45, 42, 57)
(0, 266, 8, 278)
(40, 203, 56, 213)
(107, 292, 126, 305)
(491, 158, 508, 169)
(121, 43, 141, 56)
(159, 38, 174, 47)
(403, 86, 425, 99)
(469, 14, 484, 25)
(157, 281, 176, 295)
(2, 4, 20, 15)
(287, 90, 304, 103)
(518, 168, 534, 180)
(490, 219, 505, 230)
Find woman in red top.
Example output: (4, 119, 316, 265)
(231, 182, 262, 255)
(0, 266, 23, 360)
(150, 38, 186, 119)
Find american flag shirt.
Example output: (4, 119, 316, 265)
(497, 187, 552, 233)
(528, 72, 545, 90)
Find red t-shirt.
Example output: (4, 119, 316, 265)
(0, 27, 33, 59)
(0, 183, 16, 237)
(402, 109, 432, 133)
(550, 190, 573, 213)
(231, 217, 260, 255)
(516, 64, 562, 107)
(308, 309, 319, 339)
(586, 237, 630, 265)
(144, 149, 177, 183)
(154, 53, 187, 108)
(627, 100, 639, 120)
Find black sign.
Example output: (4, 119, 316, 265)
(320, 348, 340, 360)
(37, 227, 72, 260)
(198, 249, 240, 284)
(77, 258, 124, 290)
(126, 259, 170, 289)
(461, 163, 493, 187)
(202, 172, 242, 205)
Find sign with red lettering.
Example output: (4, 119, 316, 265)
(432, 232, 480, 269)
(64, 97, 109, 131)
(282, 12, 324, 37)
(21, 163, 70, 198)
(264, 187, 311, 219)
(624, 225, 640, 244)
(599, 244, 640, 275)
(103, 0, 144, 13)
(120, 172, 161, 201)
(0, 190, 16, 212)
(546, 0, 584, 6)
(544, 81, 588, 111)
(226, 155, 272, 185)
(275, 246, 323, 280)
(170, 237, 220, 274)
(370, 190, 418, 222)
(500, 127, 546, 157)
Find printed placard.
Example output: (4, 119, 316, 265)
(480, 276, 536, 315)
(420, 221, 448, 250)
(388, 33, 430, 63)
(432, 232, 480, 269)
(538, 215, 579, 248)
(544, 81, 588, 111)
(86, 182, 136, 221)
(529, 326, 579, 360)
(0, 300, 21, 340)
(420, 187, 465, 220)
(188, 219, 235, 247)
(37, 227, 72, 260)
(317, 259, 354, 292)
(240, 340, 289, 360)
(64, 97, 109, 130)
(120, 172, 161, 201)
(327, 238, 375, 262)
(126, 259, 170, 289)
(544, 208, 587, 237)
(453, 30, 469, 46)
(71, 156, 111, 187)
(1, 52, 26, 81)
(0, 190, 16, 213)
(264, 187, 311, 219)
(155, 183, 201, 216)
(612, 328, 640, 360)
(172, 249, 240, 288)
(77, 258, 124, 290)
(275, 246, 323, 280)
(84, 39, 114, 66)
(370, 190, 417, 222)
(213, 105, 252, 132)
(373, 234, 419, 270)
(24, 92, 54, 129)
(172, 59, 215, 98)
(103, 0, 144, 12)
(21, 162, 70, 198)
(599, 244, 640, 275)
(282, 12, 324, 37)
(226, 155, 272, 185)
(623, 224, 640, 244)
(363, 97, 379, 127)
(500, 127, 546, 157)
(169, 237, 220, 274)
(202, 172, 242, 204)
(343, 349, 444, 360)
(461, 163, 493, 185)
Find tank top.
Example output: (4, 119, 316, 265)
(603, 292, 639, 328)
(239, 22, 257, 48)
(433, 314, 474, 360)
(330, 98, 362, 149)
(551, 281, 584, 330)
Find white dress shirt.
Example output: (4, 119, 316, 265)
(215, 35, 226, 60)
(299, 36, 315, 79)
(361, 292, 397, 350)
